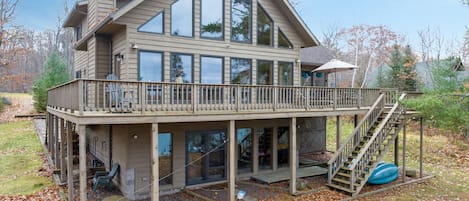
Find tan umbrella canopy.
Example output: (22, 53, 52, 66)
(312, 59, 358, 87)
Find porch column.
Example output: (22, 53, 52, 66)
(151, 123, 159, 201)
(67, 121, 74, 201)
(336, 116, 342, 150)
(289, 117, 297, 195)
(419, 117, 423, 178)
(60, 118, 66, 182)
(402, 117, 407, 182)
(394, 131, 399, 166)
(78, 125, 87, 201)
(228, 120, 236, 201)
(253, 129, 259, 174)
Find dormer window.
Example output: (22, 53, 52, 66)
(138, 11, 164, 34)
(257, 4, 273, 46)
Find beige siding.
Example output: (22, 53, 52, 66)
(74, 51, 88, 78)
(114, 0, 303, 85)
(86, 125, 111, 169)
(112, 27, 127, 79)
(96, 38, 110, 79)
(112, 125, 130, 198)
(88, 0, 115, 29)
(127, 124, 151, 200)
(87, 37, 97, 79)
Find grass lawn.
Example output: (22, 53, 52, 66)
(326, 116, 469, 200)
(0, 120, 53, 195)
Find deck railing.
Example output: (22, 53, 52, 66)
(47, 79, 395, 115)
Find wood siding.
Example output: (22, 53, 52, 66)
(114, 0, 305, 84)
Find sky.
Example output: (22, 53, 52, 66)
(12, 0, 469, 49)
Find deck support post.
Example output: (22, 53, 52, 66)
(336, 116, 341, 150)
(50, 115, 56, 165)
(67, 121, 74, 201)
(151, 123, 159, 201)
(55, 116, 60, 168)
(289, 117, 297, 195)
(354, 114, 358, 128)
(402, 117, 407, 182)
(394, 131, 399, 166)
(228, 120, 236, 201)
(78, 124, 87, 201)
(419, 117, 423, 178)
(60, 118, 66, 182)
(46, 113, 50, 150)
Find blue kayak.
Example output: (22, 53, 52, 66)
(368, 162, 399, 185)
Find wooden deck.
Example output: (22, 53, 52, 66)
(47, 79, 398, 120)
(251, 166, 328, 184)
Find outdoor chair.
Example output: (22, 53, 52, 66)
(92, 163, 120, 191)
(105, 74, 134, 110)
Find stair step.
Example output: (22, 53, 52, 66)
(332, 178, 362, 187)
(327, 183, 355, 194)
(336, 172, 366, 181)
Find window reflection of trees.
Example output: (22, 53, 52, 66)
(231, 0, 251, 42)
(201, 0, 223, 39)
(257, 4, 273, 46)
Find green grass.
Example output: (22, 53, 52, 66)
(0, 121, 53, 195)
(326, 116, 469, 200)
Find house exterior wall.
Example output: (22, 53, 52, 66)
(114, 0, 305, 84)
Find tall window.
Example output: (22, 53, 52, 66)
(159, 133, 172, 185)
(201, 56, 223, 84)
(171, 0, 193, 37)
(257, 127, 273, 170)
(278, 62, 293, 85)
(277, 127, 289, 168)
(257, 4, 273, 46)
(278, 29, 293, 49)
(201, 0, 223, 39)
(257, 60, 273, 85)
(138, 51, 163, 82)
(170, 53, 193, 83)
(237, 128, 253, 173)
(231, 0, 251, 43)
(231, 58, 251, 84)
(138, 11, 164, 34)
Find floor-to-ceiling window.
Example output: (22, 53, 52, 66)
(237, 128, 253, 173)
(171, 0, 193, 37)
(138, 51, 163, 82)
(257, 127, 273, 170)
(231, 58, 252, 103)
(278, 62, 293, 86)
(170, 53, 193, 83)
(200, 56, 223, 84)
(200, 0, 223, 39)
(159, 133, 172, 185)
(277, 127, 289, 168)
(231, 0, 252, 43)
(257, 60, 273, 85)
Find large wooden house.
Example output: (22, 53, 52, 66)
(47, 0, 409, 200)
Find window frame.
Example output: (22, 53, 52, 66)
(230, 0, 252, 43)
(256, 3, 274, 47)
(200, 0, 225, 40)
(169, 52, 194, 83)
(170, 0, 195, 38)
(158, 132, 173, 186)
(137, 10, 165, 34)
(230, 57, 252, 85)
(278, 28, 294, 49)
(256, 60, 274, 85)
(200, 55, 225, 84)
(137, 50, 165, 82)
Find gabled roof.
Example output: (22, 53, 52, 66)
(63, 1, 88, 28)
(72, 0, 319, 49)
(275, 0, 320, 47)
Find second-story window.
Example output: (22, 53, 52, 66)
(231, 58, 251, 84)
(170, 53, 193, 83)
(201, 0, 223, 39)
(76, 23, 82, 41)
(138, 51, 163, 82)
(278, 29, 293, 49)
(201, 56, 223, 84)
(257, 60, 273, 85)
(231, 0, 251, 43)
(257, 4, 273, 46)
(171, 0, 193, 37)
(278, 62, 293, 85)
(138, 11, 164, 34)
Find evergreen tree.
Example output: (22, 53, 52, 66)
(32, 52, 70, 112)
(385, 45, 418, 91)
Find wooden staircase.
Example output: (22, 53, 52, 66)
(327, 93, 407, 196)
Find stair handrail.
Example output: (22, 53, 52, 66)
(349, 93, 407, 192)
(327, 93, 386, 182)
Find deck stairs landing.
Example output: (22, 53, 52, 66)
(327, 93, 407, 196)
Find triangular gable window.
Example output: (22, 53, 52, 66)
(138, 11, 164, 34)
(278, 29, 293, 49)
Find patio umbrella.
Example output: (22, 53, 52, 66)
(312, 59, 358, 87)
